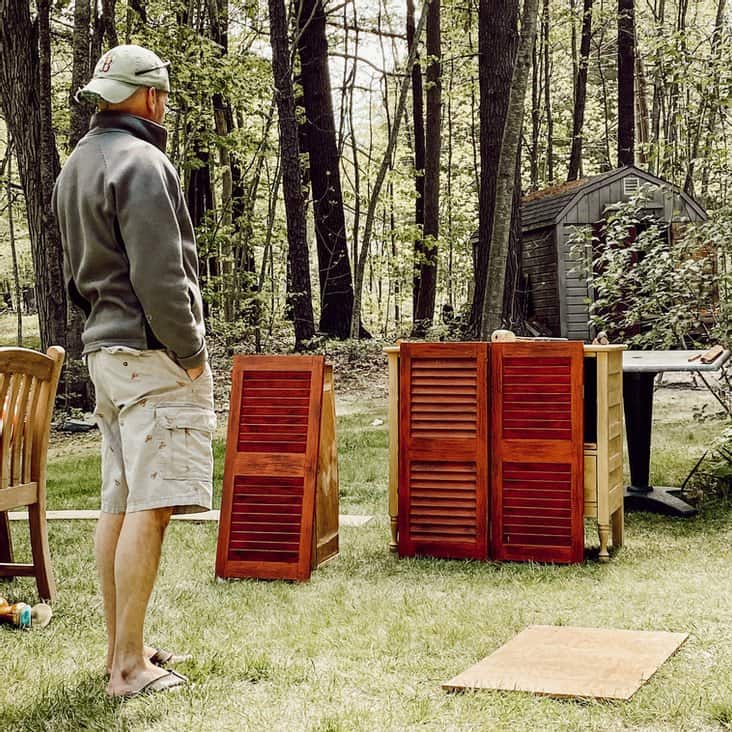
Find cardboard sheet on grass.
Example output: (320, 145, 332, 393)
(443, 625, 687, 700)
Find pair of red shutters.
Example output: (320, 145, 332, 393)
(399, 341, 585, 564)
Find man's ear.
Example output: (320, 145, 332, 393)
(147, 87, 158, 113)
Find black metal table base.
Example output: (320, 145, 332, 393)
(624, 486, 698, 517)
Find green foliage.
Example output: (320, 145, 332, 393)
(569, 186, 724, 349)
(9, 0, 732, 344)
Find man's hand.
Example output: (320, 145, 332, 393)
(186, 364, 205, 381)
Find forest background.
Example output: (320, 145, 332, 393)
(0, 0, 730, 407)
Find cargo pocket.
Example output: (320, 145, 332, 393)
(155, 404, 216, 481)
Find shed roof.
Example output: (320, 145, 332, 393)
(521, 165, 707, 231)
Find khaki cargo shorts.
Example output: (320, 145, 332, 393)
(87, 346, 216, 514)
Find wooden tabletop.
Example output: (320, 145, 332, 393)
(623, 349, 730, 373)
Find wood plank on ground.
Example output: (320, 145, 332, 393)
(443, 625, 688, 700)
(8, 510, 372, 527)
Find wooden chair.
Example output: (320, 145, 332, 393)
(0, 347, 65, 601)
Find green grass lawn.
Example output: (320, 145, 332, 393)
(2, 388, 732, 730)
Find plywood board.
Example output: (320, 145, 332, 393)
(443, 625, 687, 700)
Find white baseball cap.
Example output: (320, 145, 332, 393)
(76, 44, 170, 104)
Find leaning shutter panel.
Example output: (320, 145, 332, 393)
(398, 342, 488, 560)
(490, 341, 584, 564)
(216, 356, 324, 581)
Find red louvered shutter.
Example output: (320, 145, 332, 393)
(490, 341, 584, 564)
(216, 356, 324, 581)
(398, 342, 489, 560)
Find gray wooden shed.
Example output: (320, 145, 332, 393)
(520, 165, 707, 341)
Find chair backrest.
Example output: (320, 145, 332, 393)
(0, 347, 65, 490)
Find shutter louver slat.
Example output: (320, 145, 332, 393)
(491, 342, 584, 564)
(398, 343, 488, 559)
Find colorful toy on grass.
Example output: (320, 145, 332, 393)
(0, 596, 52, 629)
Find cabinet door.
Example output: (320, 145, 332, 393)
(398, 342, 489, 559)
(490, 342, 584, 563)
(216, 356, 324, 581)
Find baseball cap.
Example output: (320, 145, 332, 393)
(76, 44, 170, 104)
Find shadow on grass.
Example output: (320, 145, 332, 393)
(2, 671, 165, 731)
(625, 496, 732, 538)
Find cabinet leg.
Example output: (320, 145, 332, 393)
(611, 508, 624, 549)
(598, 523, 610, 563)
(389, 517, 398, 553)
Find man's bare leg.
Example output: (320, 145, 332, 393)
(107, 507, 173, 697)
(96, 512, 173, 675)
(95, 511, 125, 674)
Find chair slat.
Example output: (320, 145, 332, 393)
(22, 377, 41, 484)
(0, 373, 21, 491)
(11, 373, 32, 485)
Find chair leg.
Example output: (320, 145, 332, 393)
(0, 511, 13, 566)
(28, 503, 56, 602)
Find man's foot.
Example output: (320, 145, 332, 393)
(148, 647, 193, 667)
(106, 645, 191, 676)
(107, 661, 186, 698)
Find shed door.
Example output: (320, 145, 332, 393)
(216, 356, 324, 581)
(490, 341, 584, 563)
(398, 342, 489, 559)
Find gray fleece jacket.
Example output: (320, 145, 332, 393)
(52, 112, 206, 369)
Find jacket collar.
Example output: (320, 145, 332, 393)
(89, 112, 167, 153)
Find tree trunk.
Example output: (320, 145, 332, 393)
(542, 0, 553, 183)
(617, 0, 635, 167)
(207, 0, 250, 322)
(480, 0, 541, 338)
(6, 142, 21, 345)
(351, 0, 428, 339)
(529, 33, 540, 191)
(650, 0, 665, 176)
(567, 0, 593, 180)
(102, 0, 118, 47)
(412, 0, 440, 335)
(0, 1, 67, 353)
(69, 0, 94, 151)
(502, 152, 526, 331)
(634, 54, 650, 166)
(700, 0, 728, 198)
(66, 0, 93, 405)
(407, 0, 427, 320)
(297, 0, 357, 339)
(269, 0, 316, 348)
(469, 0, 518, 337)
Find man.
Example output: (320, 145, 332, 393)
(53, 45, 216, 698)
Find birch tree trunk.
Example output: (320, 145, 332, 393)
(469, 0, 518, 336)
